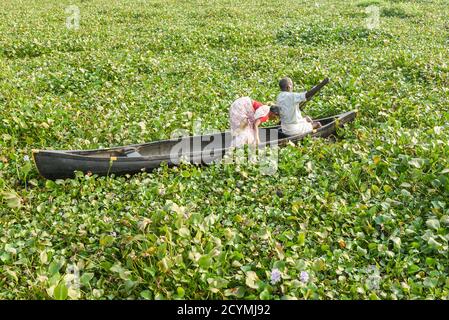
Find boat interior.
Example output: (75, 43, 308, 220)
(69, 114, 339, 159)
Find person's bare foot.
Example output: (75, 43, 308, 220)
(313, 121, 322, 129)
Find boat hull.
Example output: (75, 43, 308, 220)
(33, 110, 357, 180)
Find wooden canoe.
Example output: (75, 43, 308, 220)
(33, 110, 357, 180)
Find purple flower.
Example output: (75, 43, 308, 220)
(270, 268, 281, 285)
(24, 155, 30, 162)
(300, 271, 309, 283)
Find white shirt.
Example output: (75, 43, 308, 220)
(276, 91, 312, 135)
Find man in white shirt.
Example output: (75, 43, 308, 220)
(276, 77, 323, 136)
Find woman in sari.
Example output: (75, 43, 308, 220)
(229, 97, 274, 147)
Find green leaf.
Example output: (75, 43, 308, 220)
(80, 273, 94, 286)
(390, 237, 401, 249)
(245, 271, 260, 289)
(224, 287, 246, 298)
(157, 257, 171, 273)
(260, 289, 271, 300)
(5, 244, 17, 255)
(68, 287, 81, 300)
(39, 251, 48, 264)
(312, 259, 326, 271)
(198, 255, 212, 269)
(110, 263, 124, 274)
(21, 161, 32, 177)
(99, 235, 115, 247)
(45, 180, 57, 190)
(140, 290, 152, 300)
(408, 264, 420, 274)
(441, 216, 449, 225)
(208, 277, 229, 289)
(177, 287, 185, 298)
(177, 227, 190, 238)
(53, 282, 68, 300)
(426, 219, 440, 230)
(100, 261, 112, 271)
(369, 292, 380, 300)
(409, 158, 424, 168)
(297, 232, 306, 246)
(423, 277, 438, 288)
(425, 257, 435, 266)
(1, 191, 22, 209)
(427, 237, 442, 249)
(48, 260, 62, 276)
(0, 252, 10, 263)
(6, 270, 18, 282)
(273, 261, 286, 271)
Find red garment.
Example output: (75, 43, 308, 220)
(252, 100, 269, 123)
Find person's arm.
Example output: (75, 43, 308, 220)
(293, 92, 307, 111)
(254, 119, 262, 145)
(293, 92, 307, 104)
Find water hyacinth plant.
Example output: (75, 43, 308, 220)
(300, 271, 309, 284)
(271, 269, 282, 285)
(0, 0, 448, 300)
